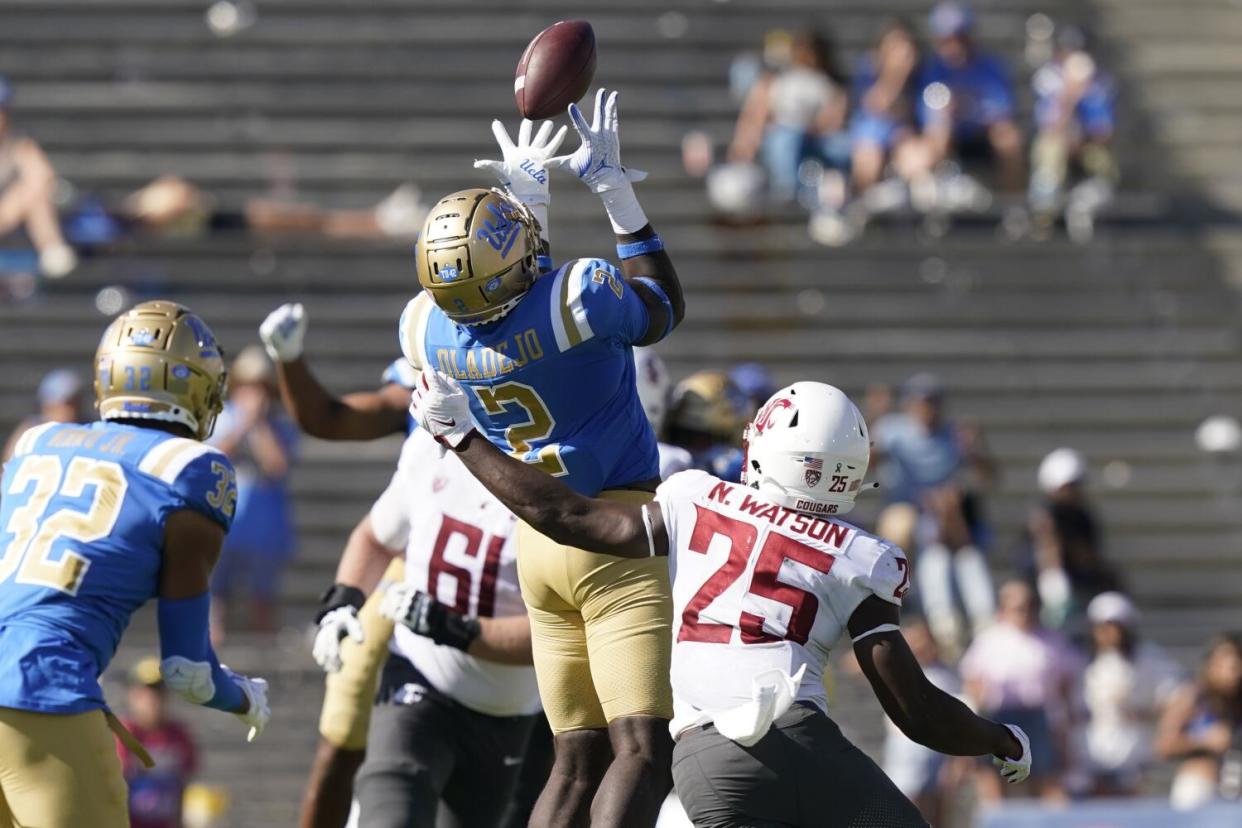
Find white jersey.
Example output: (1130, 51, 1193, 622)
(369, 430, 540, 717)
(654, 470, 911, 736)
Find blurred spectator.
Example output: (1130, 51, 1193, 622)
(1077, 592, 1184, 797)
(1029, 24, 1118, 237)
(850, 19, 922, 194)
(873, 373, 996, 654)
(1157, 633, 1242, 809)
(665, 370, 749, 482)
(118, 657, 199, 828)
(1, 367, 89, 462)
(1023, 447, 1121, 637)
(961, 580, 1078, 803)
(911, 3, 1024, 192)
(882, 619, 963, 824)
(0, 76, 76, 278)
(209, 345, 299, 640)
(728, 362, 777, 418)
(728, 29, 850, 203)
(75, 174, 427, 242)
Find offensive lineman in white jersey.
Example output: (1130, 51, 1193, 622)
(409, 371, 1033, 827)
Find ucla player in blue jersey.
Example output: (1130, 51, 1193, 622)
(399, 89, 684, 827)
(0, 301, 270, 828)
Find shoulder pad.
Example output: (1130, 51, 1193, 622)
(548, 258, 628, 352)
(139, 437, 237, 530)
(9, 420, 60, 458)
(399, 292, 435, 370)
(848, 534, 911, 607)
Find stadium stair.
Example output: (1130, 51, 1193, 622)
(0, 0, 1240, 823)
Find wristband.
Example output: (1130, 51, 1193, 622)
(418, 598, 482, 652)
(537, 254, 554, 274)
(616, 235, 664, 260)
(633, 277, 676, 341)
(316, 583, 366, 623)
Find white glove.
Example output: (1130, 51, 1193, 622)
(409, 368, 476, 448)
(258, 302, 307, 362)
(223, 667, 270, 743)
(311, 605, 364, 674)
(378, 581, 418, 626)
(546, 89, 650, 233)
(993, 724, 1032, 784)
(474, 119, 568, 208)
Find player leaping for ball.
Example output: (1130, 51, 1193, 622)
(0, 302, 269, 828)
(410, 370, 1034, 828)
(399, 88, 683, 828)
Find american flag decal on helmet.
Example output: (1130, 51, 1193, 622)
(803, 456, 823, 487)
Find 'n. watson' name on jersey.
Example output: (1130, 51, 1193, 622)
(400, 258, 660, 496)
(0, 421, 237, 713)
(654, 470, 910, 735)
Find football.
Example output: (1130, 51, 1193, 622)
(515, 20, 596, 120)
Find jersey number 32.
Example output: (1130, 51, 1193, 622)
(0, 455, 127, 596)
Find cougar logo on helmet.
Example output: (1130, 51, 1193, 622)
(753, 396, 794, 433)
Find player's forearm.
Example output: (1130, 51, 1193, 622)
(278, 358, 406, 440)
(467, 615, 534, 665)
(904, 685, 1016, 758)
(452, 431, 649, 557)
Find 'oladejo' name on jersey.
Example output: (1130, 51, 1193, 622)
(432, 327, 545, 381)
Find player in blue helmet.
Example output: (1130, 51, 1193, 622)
(399, 89, 684, 827)
(0, 301, 269, 828)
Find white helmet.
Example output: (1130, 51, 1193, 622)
(633, 347, 672, 433)
(741, 382, 870, 516)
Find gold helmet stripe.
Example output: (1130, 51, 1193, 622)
(399, 292, 434, 371)
(138, 437, 221, 485)
(11, 421, 59, 458)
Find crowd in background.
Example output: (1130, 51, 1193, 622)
(699, 1, 1118, 245)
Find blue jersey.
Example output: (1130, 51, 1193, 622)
(401, 258, 660, 495)
(0, 421, 236, 713)
(918, 53, 1015, 135)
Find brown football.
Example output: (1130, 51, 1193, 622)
(515, 20, 596, 120)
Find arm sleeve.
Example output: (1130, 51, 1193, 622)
(157, 593, 244, 712)
(167, 448, 238, 533)
(552, 259, 651, 351)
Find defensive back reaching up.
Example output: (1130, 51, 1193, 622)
(410, 370, 1032, 828)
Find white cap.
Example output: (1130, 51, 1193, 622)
(1038, 447, 1087, 493)
(1087, 591, 1138, 627)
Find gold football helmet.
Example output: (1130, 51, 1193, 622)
(95, 300, 227, 440)
(668, 371, 750, 445)
(414, 188, 541, 325)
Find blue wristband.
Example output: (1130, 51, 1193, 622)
(616, 235, 664, 260)
(537, 254, 554, 274)
(633, 276, 676, 341)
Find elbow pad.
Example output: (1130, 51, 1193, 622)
(157, 593, 244, 712)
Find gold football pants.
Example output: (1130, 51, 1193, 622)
(517, 490, 673, 733)
(0, 707, 129, 828)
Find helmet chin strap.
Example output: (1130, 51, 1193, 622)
(458, 290, 529, 327)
